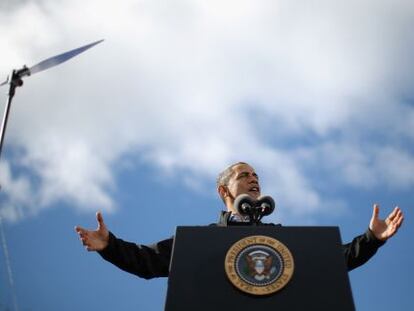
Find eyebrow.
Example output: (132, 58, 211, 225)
(236, 171, 259, 179)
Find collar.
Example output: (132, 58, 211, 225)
(217, 210, 281, 227)
(229, 213, 250, 223)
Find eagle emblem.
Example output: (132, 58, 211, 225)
(225, 235, 294, 295)
(246, 250, 276, 280)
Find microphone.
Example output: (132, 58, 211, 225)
(234, 194, 255, 216)
(256, 195, 275, 216)
(233, 194, 276, 224)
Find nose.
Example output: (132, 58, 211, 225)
(248, 174, 258, 184)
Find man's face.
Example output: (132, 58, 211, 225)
(225, 164, 261, 200)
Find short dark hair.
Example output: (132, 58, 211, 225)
(216, 162, 249, 188)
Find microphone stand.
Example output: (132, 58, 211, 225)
(249, 208, 263, 226)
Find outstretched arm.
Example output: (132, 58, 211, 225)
(98, 233, 173, 279)
(343, 204, 404, 271)
(75, 212, 172, 279)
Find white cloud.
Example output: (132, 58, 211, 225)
(0, 0, 413, 222)
(0, 162, 33, 222)
(295, 142, 414, 191)
(374, 147, 414, 190)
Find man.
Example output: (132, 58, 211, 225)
(75, 162, 404, 278)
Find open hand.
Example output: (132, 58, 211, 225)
(369, 204, 404, 241)
(75, 212, 109, 251)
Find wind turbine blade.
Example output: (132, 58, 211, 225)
(28, 39, 104, 75)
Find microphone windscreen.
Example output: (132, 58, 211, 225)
(257, 195, 275, 216)
(234, 194, 255, 216)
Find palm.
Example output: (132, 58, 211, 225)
(369, 204, 404, 241)
(85, 229, 108, 250)
(75, 212, 109, 251)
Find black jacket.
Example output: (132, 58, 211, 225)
(98, 211, 385, 279)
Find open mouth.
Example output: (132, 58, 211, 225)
(248, 186, 260, 194)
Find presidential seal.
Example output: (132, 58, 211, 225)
(224, 235, 294, 295)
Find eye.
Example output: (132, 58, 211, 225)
(237, 172, 249, 179)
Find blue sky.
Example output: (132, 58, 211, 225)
(0, 0, 413, 310)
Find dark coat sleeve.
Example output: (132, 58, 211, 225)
(98, 232, 173, 279)
(343, 229, 385, 271)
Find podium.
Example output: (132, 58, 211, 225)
(165, 226, 355, 311)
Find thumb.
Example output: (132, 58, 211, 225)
(96, 211, 105, 229)
(371, 203, 380, 221)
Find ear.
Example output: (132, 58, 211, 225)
(218, 185, 228, 199)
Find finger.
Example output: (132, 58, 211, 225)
(76, 228, 88, 238)
(394, 212, 404, 228)
(395, 209, 403, 219)
(371, 203, 380, 220)
(387, 207, 399, 222)
(80, 233, 89, 242)
(388, 215, 403, 237)
(398, 215, 404, 228)
(75, 226, 87, 235)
